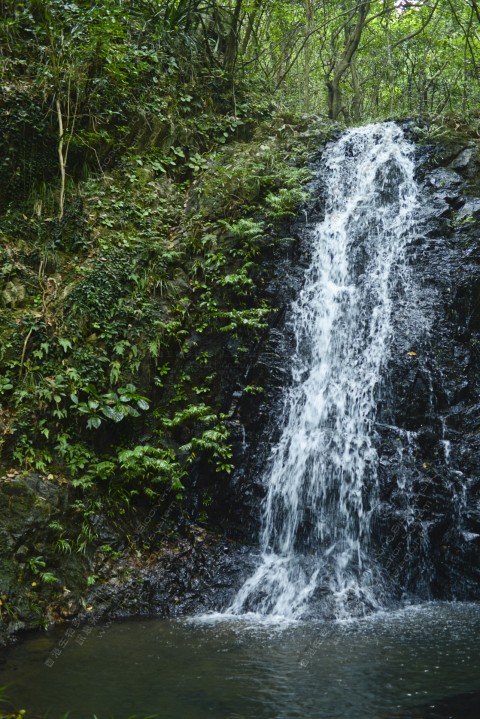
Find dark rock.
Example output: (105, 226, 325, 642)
(368, 132, 480, 599)
(425, 167, 463, 189)
(207, 128, 480, 603)
(449, 146, 476, 170)
(0, 468, 253, 645)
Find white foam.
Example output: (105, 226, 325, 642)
(225, 124, 421, 619)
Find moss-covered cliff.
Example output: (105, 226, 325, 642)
(0, 4, 335, 638)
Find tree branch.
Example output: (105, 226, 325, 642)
(389, 0, 440, 50)
(275, 0, 388, 91)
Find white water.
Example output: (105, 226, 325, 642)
(227, 123, 420, 620)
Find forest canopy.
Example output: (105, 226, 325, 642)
(1, 0, 479, 129)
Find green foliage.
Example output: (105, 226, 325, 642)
(266, 186, 310, 220)
(0, 108, 317, 527)
(26, 556, 60, 586)
(118, 445, 184, 497)
(0, 684, 27, 719)
(0, 0, 329, 556)
(71, 384, 150, 429)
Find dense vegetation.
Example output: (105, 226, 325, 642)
(1, 0, 480, 611)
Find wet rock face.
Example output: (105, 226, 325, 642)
(0, 471, 253, 645)
(198, 157, 327, 543)
(373, 129, 480, 599)
(0, 473, 85, 644)
(219, 128, 480, 602)
(85, 533, 255, 623)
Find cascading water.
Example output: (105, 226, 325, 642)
(227, 123, 422, 620)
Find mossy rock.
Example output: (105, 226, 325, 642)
(2, 280, 26, 308)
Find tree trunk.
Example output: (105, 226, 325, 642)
(240, 0, 264, 56)
(223, 0, 244, 71)
(350, 56, 362, 121)
(304, 0, 315, 112)
(327, 1, 370, 120)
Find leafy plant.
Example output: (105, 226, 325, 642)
(118, 445, 184, 498)
(26, 556, 59, 586)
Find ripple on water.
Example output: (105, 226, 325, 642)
(1, 601, 479, 719)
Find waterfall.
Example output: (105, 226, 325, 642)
(227, 123, 420, 619)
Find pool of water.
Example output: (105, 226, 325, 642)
(1, 602, 480, 719)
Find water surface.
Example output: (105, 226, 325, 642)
(1, 602, 480, 718)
